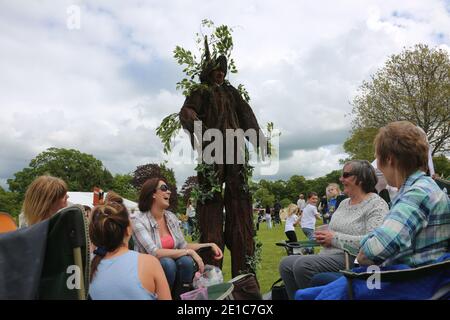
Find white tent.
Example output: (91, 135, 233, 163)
(67, 192, 140, 214)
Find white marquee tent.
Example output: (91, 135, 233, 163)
(67, 192, 140, 214)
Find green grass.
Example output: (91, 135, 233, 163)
(188, 220, 320, 294)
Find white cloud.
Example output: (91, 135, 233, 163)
(1, 0, 449, 189)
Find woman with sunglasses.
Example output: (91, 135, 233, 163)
(132, 177, 223, 298)
(279, 160, 388, 299)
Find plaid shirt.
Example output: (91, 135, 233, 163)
(361, 171, 450, 267)
(131, 210, 187, 256)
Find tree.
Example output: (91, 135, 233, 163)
(180, 176, 198, 205)
(280, 198, 291, 209)
(0, 187, 21, 219)
(351, 44, 450, 156)
(301, 170, 342, 198)
(342, 127, 379, 162)
(433, 155, 450, 179)
(110, 174, 138, 202)
(285, 175, 308, 201)
(8, 148, 113, 196)
(270, 180, 287, 202)
(253, 187, 275, 208)
(131, 163, 178, 211)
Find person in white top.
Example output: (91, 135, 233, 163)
(297, 194, 306, 212)
(186, 199, 196, 236)
(284, 204, 300, 243)
(265, 205, 272, 229)
(300, 192, 321, 241)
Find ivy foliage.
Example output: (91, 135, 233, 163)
(156, 19, 249, 154)
(189, 163, 221, 204)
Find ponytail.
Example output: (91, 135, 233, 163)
(89, 201, 129, 281)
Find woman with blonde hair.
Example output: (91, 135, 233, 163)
(21, 175, 68, 226)
(322, 183, 347, 224)
(284, 204, 300, 243)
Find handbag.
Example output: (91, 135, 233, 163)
(271, 278, 289, 300)
(228, 273, 262, 300)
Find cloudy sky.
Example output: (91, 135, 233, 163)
(1, 0, 450, 189)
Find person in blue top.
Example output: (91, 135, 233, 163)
(89, 198, 171, 300)
(358, 121, 450, 268)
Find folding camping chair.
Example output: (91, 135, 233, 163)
(0, 205, 90, 299)
(0, 212, 17, 233)
(294, 246, 450, 300)
(38, 205, 91, 299)
(340, 254, 450, 300)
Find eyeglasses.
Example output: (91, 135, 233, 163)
(156, 184, 170, 192)
(341, 172, 355, 179)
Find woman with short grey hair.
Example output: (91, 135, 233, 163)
(279, 160, 388, 299)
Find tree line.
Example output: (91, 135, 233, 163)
(0, 148, 348, 219)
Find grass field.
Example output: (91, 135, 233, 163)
(188, 219, 320, 294)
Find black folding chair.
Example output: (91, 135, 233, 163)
(0, 205, 90, 300)
(38, 205, 90, 299)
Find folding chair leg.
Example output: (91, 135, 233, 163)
(346, 278, 354, 300)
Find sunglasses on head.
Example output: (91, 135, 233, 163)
(157, 184, 170, 192)
(341, 172, 355, 179)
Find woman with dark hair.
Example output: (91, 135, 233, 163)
(89, 201, 171, 300)
(132, 177, 223, 298)
(279, 160, 388, 299)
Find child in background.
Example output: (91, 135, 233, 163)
(284, 204, 300, 243)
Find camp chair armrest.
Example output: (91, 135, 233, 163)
(286, 240, 320, 248)
(340, 259, 450, 282)
(275, 240, 320, 248)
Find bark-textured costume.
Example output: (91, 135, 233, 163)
(179, 54, 265, 277)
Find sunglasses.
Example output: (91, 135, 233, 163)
(341, 172, 355, 179)
(156, 184, 170, 192)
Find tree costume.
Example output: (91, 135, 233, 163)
(179, 45, 267, 277)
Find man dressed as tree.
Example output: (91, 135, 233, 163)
(179, 38, 268, 277)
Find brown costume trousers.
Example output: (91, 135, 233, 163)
(197, 163, 255, 277)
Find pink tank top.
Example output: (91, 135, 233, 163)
(160, 234, 175, 249)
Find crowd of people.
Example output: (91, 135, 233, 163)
(10, 175, 223, 300)
(281, 121, 449, 299)
(2, 121, 449, 300)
